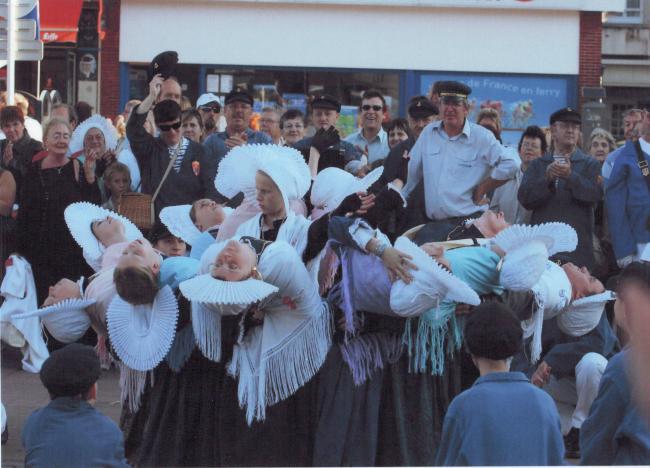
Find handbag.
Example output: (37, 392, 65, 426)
(118, 144, 181, 231)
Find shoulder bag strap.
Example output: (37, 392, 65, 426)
(633, 139, 650, 188)
(150, 143, 182, 221)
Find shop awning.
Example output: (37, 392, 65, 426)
(40, 0, 103, 43)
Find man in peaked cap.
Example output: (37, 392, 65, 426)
(401, 81, 518, 231)
(292, 94, 362, 175)
(202, 87, 271, 174)
(518, 106, 602, 270)
(22, 344, 129, 467)
(376, 95, 439, 236)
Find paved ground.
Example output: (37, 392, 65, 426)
(1, 345, 122, 467)
(1, 344, 579, 467)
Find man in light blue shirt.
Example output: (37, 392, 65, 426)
(344, 89, 390, 169)
(402, 81, 518, 223)
(203, 88, 271, 169)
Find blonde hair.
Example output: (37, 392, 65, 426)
(43, 117, 72, 142)
(477, 108, 502, 132)
(588, 128, 616, 153)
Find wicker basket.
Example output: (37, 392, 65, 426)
(118, 192, 154, 231)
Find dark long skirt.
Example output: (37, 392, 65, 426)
(375, 353, 462, 466)
(218, 357, 318, 466)
(312, 345, 385, 466)
(134, 314, 241, 467)
(313, 330, 463, 467)
(135, 348, 226, 467)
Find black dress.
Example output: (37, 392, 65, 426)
(16, 158, 100, 304)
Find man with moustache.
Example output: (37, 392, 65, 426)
(402, 81, 518, 227)
(196, 93, 222, 138)
(203, 87, 271, 168)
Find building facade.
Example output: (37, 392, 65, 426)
(602, 0, 650, 140)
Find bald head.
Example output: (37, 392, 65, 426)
(158, 78, 182, 105)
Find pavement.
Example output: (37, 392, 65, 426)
(1, 345, 122, 467)
(0, 344, 580, 467)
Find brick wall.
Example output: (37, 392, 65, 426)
(100, 0, 121, 118)
(578, 11, 603, 107)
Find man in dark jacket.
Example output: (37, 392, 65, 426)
(22, 343, 129, 467)
(126, 74, 219, 215)
(518, 108, 603, 270)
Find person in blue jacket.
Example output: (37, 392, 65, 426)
(580, 262, 650, 465)
(605, 130, 650, 268)
(435, 301, 565, 466)
(22, 343, 129, 468)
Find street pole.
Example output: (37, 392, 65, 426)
(6, 0, 15, 104)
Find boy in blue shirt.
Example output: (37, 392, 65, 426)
(436, 302, 565, 466)
(22, 343, 129, 467)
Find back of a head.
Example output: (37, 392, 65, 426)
(114, 265, 159, 305)
(617, 261, 650, 295)
(40, 343, 100, 399)
(465, 301, 523, 360)
(13, 93, 29, 114)
(75, 101, 93, 124)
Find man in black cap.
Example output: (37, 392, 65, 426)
(292, 94, 362, 175)
(22, 344, 129, 467)
(401, 81, 518, 233)
(202, 87, 271, 172)
(435, 302, 564, 466)
(518, 107, 602, 270)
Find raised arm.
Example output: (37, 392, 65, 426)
(125, 75, 163, 170)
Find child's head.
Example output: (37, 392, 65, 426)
(189, 198, 226, 232)
(40, 343, 100, 401)
(103, 162, 131, 200)
(90, 216, 126, 246)
(464, 301, 522, 366)
(43, 278, 82, 307)
(149, 221, 187, 257)
(210, 239, 258, 282)
(114, 239, 161, 305)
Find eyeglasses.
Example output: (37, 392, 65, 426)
(199, 106, 219, 113)
(554, 121, 580, 131)
(362, 105, 383, 112)
(521, 142, 542, 150)
(158, 121, 182, 132)
(441, 96, 465, 107)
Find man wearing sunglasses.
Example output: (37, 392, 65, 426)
(402, 81, 518, 229)
(126, 74, 220, 216)
(196, 93, 223, 138)
(344, 89, 390, 167)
